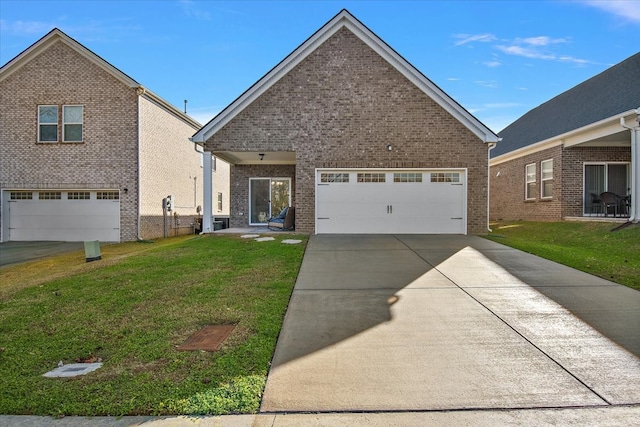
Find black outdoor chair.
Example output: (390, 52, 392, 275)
(600, 192, 621, 217)
(590, 192, 603, 216)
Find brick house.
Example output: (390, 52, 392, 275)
(490, 52, 640, 223)
(0, 28, 230, 242)
(191, 10, 499, 235)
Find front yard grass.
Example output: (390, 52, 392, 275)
(486, 221, 640, 291)
(0, 234, 307, 416)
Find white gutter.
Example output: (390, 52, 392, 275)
(136, 87, 145, 241)
(620, 108, 640, 223)
(487, 140, 500, 232)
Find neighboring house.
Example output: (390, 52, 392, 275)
(490, 52, 640, 223)
(0, 28, 230, 242)
(191, 10, 499, 235)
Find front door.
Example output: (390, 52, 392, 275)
(249, 178, 291, 225)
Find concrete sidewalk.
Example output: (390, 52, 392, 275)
(261, 235, 640, 414)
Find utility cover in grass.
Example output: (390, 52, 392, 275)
(43, 363, 102, 378)
(177, 325, 236, 352)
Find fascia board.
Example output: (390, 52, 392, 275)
(140, 88, 201, 129)
(193, 10, 499, 144)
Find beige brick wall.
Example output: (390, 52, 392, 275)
(139, 96, 204, 238)
(207, 28, 489, 234)
(490, 145, 630, 221)
(0, 40, 139, 241)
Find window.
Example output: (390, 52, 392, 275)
(430, 172, 460, 183)
(217, 192, 223, 211)
(541, 159, 553, 198)
(525, 163, 536, 199)
(63, 105, 83, 142)
(321, 173, 349, 183)
(394, 173, 422, 183)
(38, 105, 58, 142)
(68, 191, 90, 200)
(357, 173, 386, 183)
(39, 191, 62, 200)
(10, 191, 33, 200)
(97, 191, 119, 200)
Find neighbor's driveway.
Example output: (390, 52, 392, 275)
(261, 234, 640, 413)
(0, 241, 84, 267)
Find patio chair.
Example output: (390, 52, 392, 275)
(590, 193, 603, 216)
(267, 207, 295, 231)
(600, 192, 621, 217)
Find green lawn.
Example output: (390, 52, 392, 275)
(486, 221, 640, 291)
(0, 234, 307, 416)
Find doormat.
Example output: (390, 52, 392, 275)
(177, 325, 236, 352)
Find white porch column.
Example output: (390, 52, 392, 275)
(202, 151, 214, 233)
(630, 127, 640, 222)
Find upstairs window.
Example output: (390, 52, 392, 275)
(541, 159, 553, 198)
(63, 105, 83, 142)
(37, 105, 84, 143)
(38, 105, 58, 142)
(525, 163, 536, 200)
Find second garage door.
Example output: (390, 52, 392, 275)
(3, 190, 121, 242)
(316, 169, 466, 234)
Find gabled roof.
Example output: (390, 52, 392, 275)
(492, 51, 640, 158)
(0, 28, 200, 128)
(191, 9, 499, 144)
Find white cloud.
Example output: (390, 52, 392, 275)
(0, 19, 56, 35)
(453, 33, 497, 46)
(582, 0, 640, 23)
(180, 0, 212, 21)
(496, 44, 590, 65)
(483, 60, 502, 68)
(474, 80, 498, 88)
(516, 36, 568, 46)
(447, 77, 461, 81)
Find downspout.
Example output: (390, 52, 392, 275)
(620, 109, 640, 223)
(135, 86, 146, 241)
(487, 139, 500, 232)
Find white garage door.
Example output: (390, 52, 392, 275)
(4, 190, 120, 242)
(316, 169, 466, 234)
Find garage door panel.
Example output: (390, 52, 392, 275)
(6, 192, 120, 242)
(316, 170, 466, 234)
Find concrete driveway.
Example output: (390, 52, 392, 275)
(0, 241, 84, 267)
(261, 235, 640, 413)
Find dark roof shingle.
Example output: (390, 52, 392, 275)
(492, 52, 640, 158)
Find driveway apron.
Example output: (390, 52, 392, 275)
(261, 235, 640, 413)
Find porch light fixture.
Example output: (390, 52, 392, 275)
(387, 144, 392, 151)
(259, 153, 265, 161)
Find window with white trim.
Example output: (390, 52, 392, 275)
(10, 191, 33, 200)
(394, 173, 422, 183)
(63, 105, 83, 142)
(97, 191, 119, 200)
(541, 159, 553, 198)
(357, 173, 386, 183)
(39, 191, 62, 200)
(321, 173, 350, 183)
(38, 105, 58, 142)
(68, 191, 90, 200)
(525, 163, 536, 200)
(430, 172, 460, 183)
(37, 105, 84, 143)
(217, 192, 223, 211)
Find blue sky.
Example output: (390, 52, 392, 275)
(1, 0, 639, 132)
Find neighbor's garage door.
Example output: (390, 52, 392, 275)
(316, 170, 466, 234)
(5, 190, 120, 242)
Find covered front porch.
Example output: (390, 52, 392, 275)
(564, 111, 639, 222)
